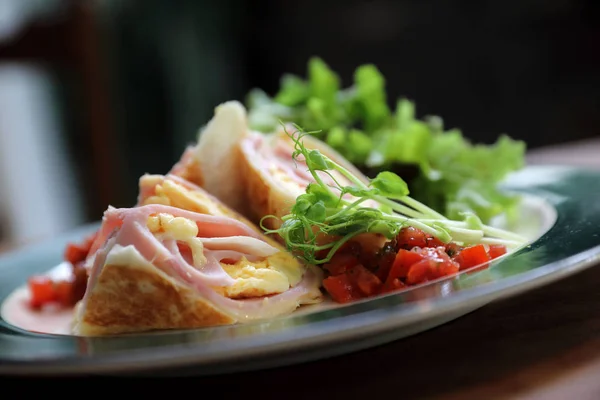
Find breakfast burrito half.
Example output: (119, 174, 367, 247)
(72, 204, 323, 336)
(170, 100, 375, 230)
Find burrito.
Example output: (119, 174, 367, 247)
(73, 203, 323, 336)
(171, 100, 375, 230)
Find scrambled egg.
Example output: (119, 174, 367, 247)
(141, 176, 237, 219)
(147, 213, 207, 267)
(143, 181, 306, 299)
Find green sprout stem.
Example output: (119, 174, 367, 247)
(399, 196, 448, 220)
(326, 160, 371, 191)
(385, 214, 451, 242)
(370, 196, 427, 220)
(415, 219, 526, 242)
(317, 147, 449, 221)
(265, 125, 528, 265)
(326, 197, 372, 220)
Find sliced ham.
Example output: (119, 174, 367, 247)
(78, 204, 323, 329)
(198, 236, 279, 257)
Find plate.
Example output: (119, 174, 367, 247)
(0, 165, 599, 376)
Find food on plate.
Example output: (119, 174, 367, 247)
(13, 62, 529, 335)
(238, 126, 380, 232)
(71, 204, 322, 335)
(27, 172, 323, 327)
(168, 101, 250, 214)
(27, 232, 97, 309)
(245, 57, 526, 224)
(137, 173, 260, 232)
(169, 101, 377, 232)
(262, 128, 526, 303)
(133, 100, 526, 304)
(26, 111, 259, 313)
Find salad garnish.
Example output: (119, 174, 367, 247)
(261, 125, 527, 266)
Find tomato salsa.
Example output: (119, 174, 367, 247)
(27, 232, 97, 309)
(322, 227, 507, 304)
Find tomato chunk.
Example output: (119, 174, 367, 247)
(397, 227, 445, 249)
(322, 274, 362, 303)
(323, 233, 498, 304)
(64, 243, 89, 265)
(454, 244, 491, 271)
(415, 246, 453, 263)
(488, 244, 507, 260)
(388, 249, 425, 282)
(437, 258, 461, 277)
(445, 242, 464, 257)
(405, 258, 460, 285)
(381, 278, 407, 294)
(28, 276, 56, 308)
(375, 244, 397, 281)
(348, 265, 382, 296)
(63, 232, 97, 265)
(53, 280, 74, 306)
(324, 253, 360, 276)
(406, 259, 438, 285)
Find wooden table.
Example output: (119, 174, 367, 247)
(3, 138, 600, 399)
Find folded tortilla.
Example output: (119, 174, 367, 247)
(73, 200, 323, 336)
(171, 100, 374, 231)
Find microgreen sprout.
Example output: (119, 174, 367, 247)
(261, 125, 527, 265)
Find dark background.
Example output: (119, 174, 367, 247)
(1, 0, 598, 224)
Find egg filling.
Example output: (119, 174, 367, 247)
(144, 212, 302, 300)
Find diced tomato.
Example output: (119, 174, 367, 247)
(405, 259, 437, 285)
(27, 275, 80, 308)
(323, 234, 489, 303)
(445, 242, 464, 257)
(63, 232, 98, 265)
(374, 243, 397, 281)
(348, 264, 382, 296)
(380, 277, 407, 294)
(26, 231, 98, 309)
(324, 253, 360, 276)
(388, 249, 425, 282)
(397, 226, 445, 250)
(28, 276, 56, 308)
(397, 227, 427, 249)
(426, 236, 446, 248)
(53, 280, 74, 306)
(64, 243, 89, 265)
(415, 246, 453, 262)
(322, 274, 363, 303)
(405, 257, 460, 285)
(488, 244, 507, 260)
(437, 258, 461, 277)
(454, 244, 491, 271)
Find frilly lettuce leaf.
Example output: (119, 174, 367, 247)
(245, 57, 526, 224)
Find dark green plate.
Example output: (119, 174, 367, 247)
(0, 165, 599, 376)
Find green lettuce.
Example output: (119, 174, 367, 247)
(245, 57, 526, 224)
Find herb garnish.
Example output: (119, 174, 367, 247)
(261, 125, 527, 265)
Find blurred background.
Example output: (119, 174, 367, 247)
(0, 0, 598, 246)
